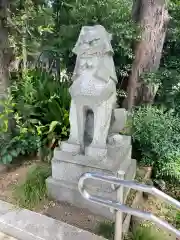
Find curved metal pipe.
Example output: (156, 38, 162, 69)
(78, 172, 180, 238)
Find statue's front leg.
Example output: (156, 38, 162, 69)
(68, 100, 79, 144)
(60, 99, 81, 153)
(76, 102, 86, 153)
(85, 99, 113, 158)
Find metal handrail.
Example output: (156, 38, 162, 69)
(78, 172, 180, 238)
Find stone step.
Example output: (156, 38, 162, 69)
(47, 158, 136, 221)
(0, 200, 106, 240)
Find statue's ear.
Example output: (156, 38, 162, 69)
(108, 33, 112, 41)
(73, 27, 86, 54)
(72, 59, 80, 81)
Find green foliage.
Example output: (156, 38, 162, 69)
(11, 69, 70, 139)
(13, 164, 51, 209)
(9, 0, 53, 62)
(95, 221, 114, 240)
(0, 95, 40, 164)
(9, 0, 138, 85)
(7, 68, 70, 162)
(11, 69, 70, 122)
(130, 227, 163, 240)
(132, 106, 180, 182)
(0, 66, 70, 164)
(0, 132, 40, 164)
(176, 211, 180, 229)
(51, 0, 138, 78)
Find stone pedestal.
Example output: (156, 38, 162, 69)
(46, 135, 136, 220)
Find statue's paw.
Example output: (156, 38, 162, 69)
(108, 134, 123, 145)
(60, 141, 81, 154)
(85, 145, 107, 159)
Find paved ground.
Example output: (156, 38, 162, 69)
(0, 200, 106, 240)
(0, 232, 17, 240)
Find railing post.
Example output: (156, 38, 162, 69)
(115, 173, 124, 240)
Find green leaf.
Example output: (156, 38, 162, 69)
(1, 148, 8, 156)
(21, 150, 25, 155)
(2, 154, 13, 164)
(10, 150, 19, 157)
(48, 121, 60, 134)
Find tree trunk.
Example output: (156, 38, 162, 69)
(126, 0, 170, 110)
(0, 0, 10, 99)
(0, 0, 15, 134)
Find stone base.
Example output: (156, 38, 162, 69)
(46, 159, 136, 220)
(46, 136, 136, 220)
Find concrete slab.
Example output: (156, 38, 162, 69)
(0, 200, 106, 240)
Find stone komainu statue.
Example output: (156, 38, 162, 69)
(61, 25, 117, 158)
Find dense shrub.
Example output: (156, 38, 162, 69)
(0, 68, 71, 164)
(0, 95, 40, 164)
(11, 69, 70, 128)
(10, 69, 70, 159)
(0, 132, 40, 164)
(132, 106, 180, 182)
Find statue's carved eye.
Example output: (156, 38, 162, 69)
(89, 38, 100, 46)
(89, 40, 94, 46)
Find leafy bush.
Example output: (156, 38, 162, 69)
(132, 106, 180, 182)
(0, 132, 40, 164)
(0, 95, 40, 164)
(13, 164, 51, 209)
(0, 67, 71, 164)
(9, 69, 71, 161)
(11, 69, 70, 128)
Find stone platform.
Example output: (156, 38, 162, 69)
(46, 135, 136, 220)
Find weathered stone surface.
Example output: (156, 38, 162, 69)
(47, 150, 136, 220)
(54, 135, 131, 170)
(47, 177, 116, 219)
(0, 200, 106, 240)
(109, 108, 128, 134)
